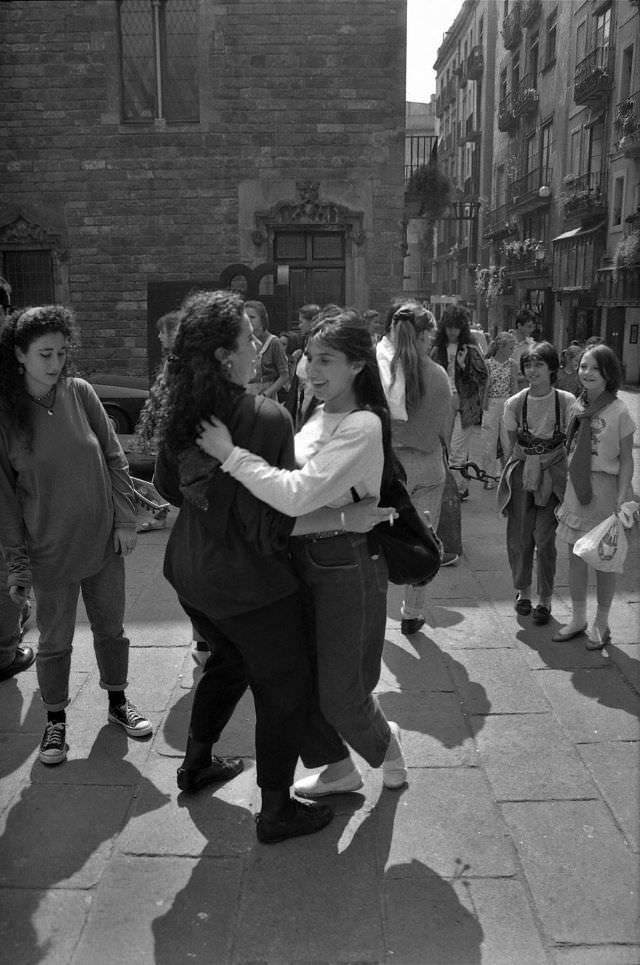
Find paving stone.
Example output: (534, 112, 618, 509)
(501, 800, 640, 944)
(235, 818, 383, 963)
(450, 648, 550, 714)
(0, 887, 90, 965)
(424, 602, 518, 649)
(551, 945, 640, 965)
(536, 668, 640, 741)
(381, 770, 516, 877)
(609, 643, 640, 695)
(155, 687, 256, 759)
(514, 628, 607, 671)
(118, 752, 256, 857)
(29, 720, 154, 788)
(380, 631, 455, 692)
(578, 741, 640, 852)
(471, 713, 597, 801)
(74, 854, 242, 965)
(0, 784, 134, 888)
(378, 691, 477, 766)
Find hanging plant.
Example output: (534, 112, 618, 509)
(405, 162, 453, 221)
(614, 231, 640, 273)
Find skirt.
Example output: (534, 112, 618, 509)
(555, 471, 618, 545)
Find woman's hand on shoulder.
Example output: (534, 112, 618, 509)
(197, 417, 234, 462)
(343, 499, 397, 533)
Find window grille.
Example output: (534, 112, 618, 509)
(119, 0, 199, 123)
(1, 251, 54, 311)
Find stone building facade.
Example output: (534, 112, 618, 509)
(0, 0, 407, 377)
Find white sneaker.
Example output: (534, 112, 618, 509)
(294, 766, 363, 798)
(382, 721, 408, 789)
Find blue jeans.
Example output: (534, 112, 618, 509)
(0, 553, 21, 671)
(34, 548, 129, 711)
(291, 532, 391, 768)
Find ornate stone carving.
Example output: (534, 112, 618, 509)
(0, 214, 63, 250)
(254, 182, 365, 245)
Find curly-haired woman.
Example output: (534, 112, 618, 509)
(430, 306, 488, 499)
(149, 290, 388, 843)
(0, 305, 152, 765)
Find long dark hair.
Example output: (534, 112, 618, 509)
(431, 305, 474, 352)
(136, 290, 245, 454)
(0, 304, 78, 446)
(306, 312, 398, 488)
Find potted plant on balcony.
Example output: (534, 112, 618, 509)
(613, 230, 640, 277)
(405, 162, 453, 220)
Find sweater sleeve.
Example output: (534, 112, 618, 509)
(221, 412, 383, 515)
(75, 380, 137, 529)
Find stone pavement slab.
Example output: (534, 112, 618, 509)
(377, 690, 477, 766)
(471, 713, 598, 801)
(448, 648, 550, 713)
(501, 800, 640, 946)
(535, 667, 640, 742)
(577, 740, 640, 852)
(0, 888, 90, 965)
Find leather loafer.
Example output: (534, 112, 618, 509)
(0, 646, 35, 682)
(514, 596, 532, 616)
(256, 798, 333, 844)
(177, 756, 243, 793)
(401, 617, 425, 636)
(294, 767, 363, 799)
(532, 605, 551, 625)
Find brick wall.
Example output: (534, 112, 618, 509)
(0, 0, 407, 375)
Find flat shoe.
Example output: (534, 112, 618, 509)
(177, 756, 243, 793)
(256, 798, 333, 844)
(383, 721, 408, 789)
(586, 627, 611, 651)
(294, 767, 363, 798)
(400, 616, 425, 636)
(0, 646, 35, 681)
(514, 596, 532, 616)
(552, 624, 587, 642)
(532, 604, 551, 625)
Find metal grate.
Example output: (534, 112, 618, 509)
(2, 251, 54, 311)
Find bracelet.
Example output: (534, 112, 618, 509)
(340, 510, 346, 531)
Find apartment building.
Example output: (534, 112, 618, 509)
(0, 0, 407, 378)
(402, 98, 438, 300)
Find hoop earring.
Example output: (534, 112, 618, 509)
(224, 360, 233, 372)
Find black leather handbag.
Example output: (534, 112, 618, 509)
(352, 473, 442, 587)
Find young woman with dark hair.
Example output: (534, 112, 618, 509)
(198, 312, 408, 798)
(553, 345, 636, 649)
(150, 291, 389, 842)
(376, 301, 454, 635)
(497, 341, 575, 626)
(0, 305, 151, 765)
(430, 306, 488, 499)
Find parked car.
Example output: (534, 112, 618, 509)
(90, 374, 149, 435)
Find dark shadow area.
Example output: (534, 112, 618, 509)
(0, 684, 42, 780)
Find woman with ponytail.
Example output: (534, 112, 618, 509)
(197, 310, 408, 799)
(377, 302, 454, 636)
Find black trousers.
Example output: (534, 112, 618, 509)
(181, 593, 342, 790)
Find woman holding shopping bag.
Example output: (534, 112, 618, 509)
(553, 345, 636, 649)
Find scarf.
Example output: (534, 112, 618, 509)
(566, 390, 616, 505)
(376, 335, 408, 421)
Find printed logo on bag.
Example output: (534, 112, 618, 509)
(598, 522, 618, 561)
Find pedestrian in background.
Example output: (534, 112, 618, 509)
(498, 342, 575, 626)
(511, 310, 536, 389)
(376, 301, 454, 636)
(553, 344, 636, 649)
(430, 305, 488, 501)
(0, 305, 152, 765)
(480, 331, 518, 489)
(198, 311, 408, 799)
(556, 343, 582, 396)
(244, 300, 289, 400)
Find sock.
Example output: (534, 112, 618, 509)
(108, 690, 126, 708)
(48, 710, 66, 725)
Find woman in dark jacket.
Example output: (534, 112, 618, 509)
(430, 305, 488, 498)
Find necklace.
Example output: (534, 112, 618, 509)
(29, 384, 57, 415)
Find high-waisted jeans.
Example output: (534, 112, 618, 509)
(290, 532, 392, 768)
(34, 547, 129, 711)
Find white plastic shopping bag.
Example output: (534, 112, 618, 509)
(573, 513, 627, 573)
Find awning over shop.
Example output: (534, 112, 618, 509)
(552, 221, 606, 293)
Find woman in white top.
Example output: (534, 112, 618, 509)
(197, 312, 408, 798)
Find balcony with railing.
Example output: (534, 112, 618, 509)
(512, 74, 539, 118)
(483, 203, 518, 241)
(614, 90, 640, 158)
(597, 265, 640, 306)
(574, 44, 614, 107)
(458, 63, 468, 89)
(467, 46, 484, 81)
(501, 3, 522, 50)
(498, 91, 517, 133)
(462, 114, 481, 143)
(563, 171, 608, 224)
(520, 0, 541, 27)
(509, 166, 553, 212)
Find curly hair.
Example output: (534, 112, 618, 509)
(431, 305, 473, 352)
(136, 289, 246, 454)
(0, 304, 78, 445)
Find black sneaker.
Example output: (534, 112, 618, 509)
(108, 699, 152, 738)
(256, 798, 334, 844)
(39, 722, 68, 765)
(400, 617, 425, 636)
